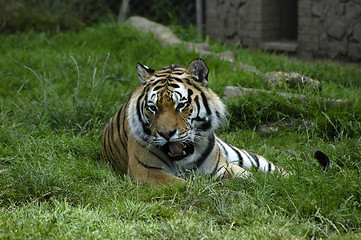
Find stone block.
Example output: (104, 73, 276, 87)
(247, 2, 262, 14)
(230, 0, 248, 8)
(346, 2, 361, 20)
(327, 39, 347, 57)
(297, 50, 314, 59)
(216, 50, 237, 62)
(298, 30, 318, 41)
(319, 33, 328, 50)
(247, 30, 262, 39)
(326, 17, 347, 40)
(298, 0, 312, 16)
(244, 23, 262, 31)
(206, 7, 219, 16)
(243, 38, 260, 47)
(205, 0, 217, 8)
(298, 40, 318, 51)
(298, 17, 312, 27)
(262, 0, 280, 7)
(311, 1, 325, 17)
(225, 21, 238, 38)
(348, 42, 361, 61)
(353, 22, 361, 43)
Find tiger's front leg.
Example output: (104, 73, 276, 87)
(212, 147, 251, 179)
(222, 163, 251, 179)
(127, 137, 185, 186)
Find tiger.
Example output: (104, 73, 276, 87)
(101, 58, 289, 186)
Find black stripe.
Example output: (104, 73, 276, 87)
(186, 79, 202, 92)
(268, 162, 272, 172)
(122, 102, 128, 140)
(191, 116, 211, 131)
(191, 76, 198, 82)
(170, 77, 183, 83)
(192, 116, 203, 122)
(200, 92, 211, 115)
(135, 140, 173, 170)
(109, 117, 123, 158)
(153, 84, 166, 91)
(224, 141, 243, 166)
(106, 123, 115, 157)
(194, 96, 201, 112)
(169, 83, 180, 88)
(115, 109, 127, 154)
(235, 149, 243, 167)
(135, 155, 162, 170)
(149, 150, 172, 170)
(249, 152, 260, 169)
(192, 94, 212, 130)
(199, 119, 212, 131)
(195, 134, 215, 168)
(210, 148, 221, 177)
(136, 95, 151, 136)
(173, 91, 183, 99)
(151, 78, 167, 85)
(136, 94, 145, 123)
(217, 140, 228, 159)
(187, 89, 193, 97)
(216, 110, 221, 119)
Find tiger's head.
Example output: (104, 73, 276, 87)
(128, 59, 226, 160)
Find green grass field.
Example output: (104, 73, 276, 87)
(1, 22, 361, 239)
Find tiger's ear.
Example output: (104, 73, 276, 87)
(187, 58, 209, 87)
(136, 62, 155, 84)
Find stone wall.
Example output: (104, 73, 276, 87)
(298, 0, 361, 61)
(205, 0, 263, 47)
(205, 0, 361, 61)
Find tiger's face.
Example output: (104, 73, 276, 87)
(143, 79, 196, 160)
(128, 59, 225, 160)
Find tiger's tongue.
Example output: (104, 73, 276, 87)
(168, 142, 186, 156)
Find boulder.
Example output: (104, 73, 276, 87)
(126, 16, 212, 56)
(223, 86, 346, 107)
(262, 72, 321, 90)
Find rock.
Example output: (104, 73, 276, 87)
(223, 86, 245, 100)
(311, 1, 324, 17)
(353, 22, 361, 43)
(127, 16, 212, 56)
(326, 17, 347, 40)
(256, 120, 314, 136)
(222, 86, 347, 107)
(187, 42, 212, 56)
(256, 120, 294, 136)
(346, 2, 361, 20)
(126, 16, 182, 46)
(216, 50, 236, 62)
(348, 42, 361, 61)
(262, 72, 322, 90)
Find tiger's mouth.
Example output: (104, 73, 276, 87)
(162, 141, 194, 160)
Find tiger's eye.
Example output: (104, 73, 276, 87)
(176, 103, 187, 112)
(147, 105, 157, 113)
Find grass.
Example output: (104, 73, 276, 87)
(1, 21, 361, 239)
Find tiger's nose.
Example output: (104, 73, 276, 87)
(157, 129, 177, 141)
